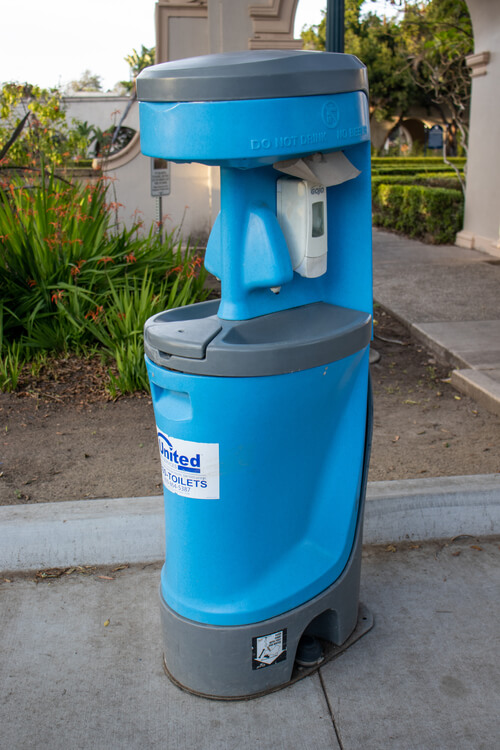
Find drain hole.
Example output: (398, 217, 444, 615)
(295, 635, 324, 667)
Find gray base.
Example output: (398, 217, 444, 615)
(163, 602, 373, 701)
(159, 502, 368, 699)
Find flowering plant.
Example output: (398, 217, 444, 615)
(0, 171, 208, 393)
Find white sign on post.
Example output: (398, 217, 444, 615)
(150, 158, 171, 196)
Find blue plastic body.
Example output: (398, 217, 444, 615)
(139, 92, 372, 321)
(140, 72, 373, 628)
(147, 348, 369, 626)
(139, 92, 369, 168)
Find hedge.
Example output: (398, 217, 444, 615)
(372, 173, 462, 190)
(372, 183, 464, 244)
(372, 165, 465, 177)
(372, 157, 466, 167)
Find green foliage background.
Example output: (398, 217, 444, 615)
(301, 0, 472, 130)
(0, 173, 208, 394)
(0, 83, 89, 168)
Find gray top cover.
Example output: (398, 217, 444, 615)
(144, 300, 371, 377)
(137, 50, 368, 102)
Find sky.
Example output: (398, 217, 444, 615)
(1, 0, 398, 92)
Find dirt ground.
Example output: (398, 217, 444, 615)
(0, 309, 498, 506)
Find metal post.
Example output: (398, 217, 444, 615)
(326, 0, 345, 53)
(155, 195, 163, 244)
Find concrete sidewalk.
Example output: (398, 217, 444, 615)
(373, 229, 500, 416)
(1, 475, 499, 749)
(1, 537, 498, 750)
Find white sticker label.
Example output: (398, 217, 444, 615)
(157, 430, 219, 499)
(252, 630, 287, 669)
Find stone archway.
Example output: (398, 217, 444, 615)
(155, 0, 301, 62)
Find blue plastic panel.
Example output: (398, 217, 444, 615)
(139, 89, 372, 321)
(139, 91, 369, 168)
(204, 150, 372, 321)
(146, 348, 369, 626)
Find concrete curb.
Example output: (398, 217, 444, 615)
(1, 475, 498, 572)
(364, 474, 499, 544)
(373, 305, 500, 419)
(451, 368, 500, 418)
(0, 496, 164, 573)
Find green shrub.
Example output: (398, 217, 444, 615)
(78, 269, 205, 395)
(0, 314, 25, 392)
(372, 165, 464, 178)
(0, 171, 209, 394)
(0, 83, 88, 168)
(372, 183, 464, 244)
(372, 173, 462, 190)
(372, 157, 466, 167)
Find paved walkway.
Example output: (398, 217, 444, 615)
(1, 476, 498, 749)
(1, 538, 498, 750)
(373, 229, 500, 416)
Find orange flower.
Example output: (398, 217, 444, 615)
(70, 258, 86, 276)
(125, 252, 136, 264)
(165, 265, 183, 278)
(27, 278, 37, 288)
(97, 256, 114, 265)
(185, 255, 204, 278)
(85, 305, 104, 322)
(51, 289, 65, 303)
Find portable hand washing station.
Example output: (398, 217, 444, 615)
(137, 50, 374, 699)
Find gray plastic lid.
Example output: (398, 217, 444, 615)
(144, 300, 371, 377)
(137, 50, 368, 103)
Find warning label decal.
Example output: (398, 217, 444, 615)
(157, 429, 219, 500)
(252, 629, 287, 670)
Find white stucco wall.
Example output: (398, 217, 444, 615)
(63, 94, 138, 133)
(103, 152, 214, 244)
(61, 95, 213, 241)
